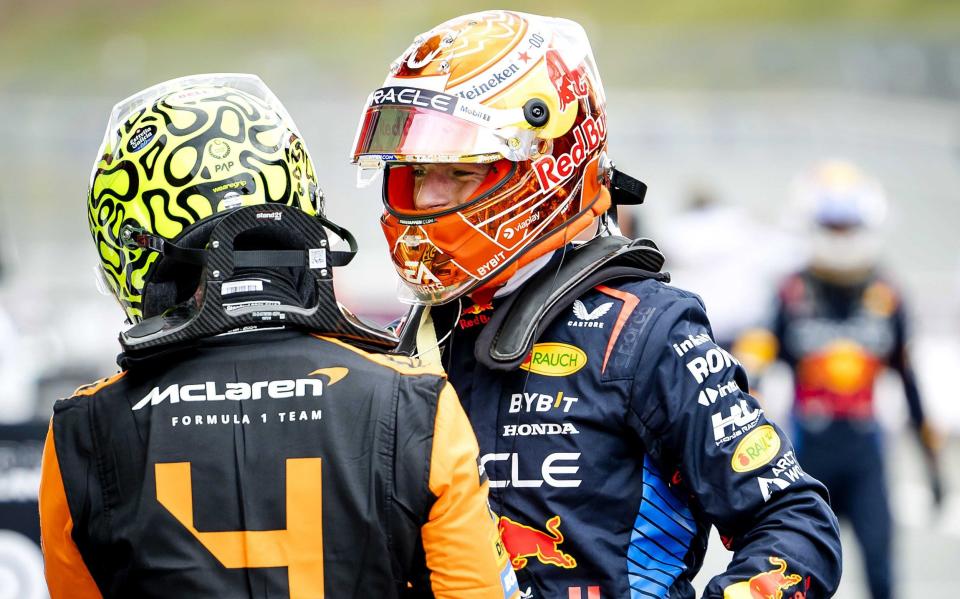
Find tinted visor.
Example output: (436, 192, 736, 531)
(814, 194, 866, 230)
(352, 104, 505, 162)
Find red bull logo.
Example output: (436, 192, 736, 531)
(459, 302, 494, 329)
(723, 557, 803, 599)
(498, 515, 577, 569)
(461, 302, 493, 316)
(546, 49, 589, 111)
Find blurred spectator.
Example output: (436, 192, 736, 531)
(657, 184, 801, 347)
(0, 249, 33, 424)
(0, 239, 48, 599)
(734, 160, 944, 599)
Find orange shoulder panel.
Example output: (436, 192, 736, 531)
(39, 419, 103, 599)
(73, 371, 126, 398)
(422, 384, 518, 599)
(595, 285, 640, 374)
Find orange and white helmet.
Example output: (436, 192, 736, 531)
(351, 10, 612, 305)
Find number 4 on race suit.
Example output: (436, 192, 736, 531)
(155, 458, 325, 599)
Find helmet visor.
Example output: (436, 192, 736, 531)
(94, 73, 298, 188)
(352, 104, 506, 162)
(106, 73, 295, 137)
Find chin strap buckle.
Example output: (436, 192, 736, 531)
(610, 168, 647, 206)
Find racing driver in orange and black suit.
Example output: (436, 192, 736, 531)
(351, 11, 842, 599)
(39, 74, 519, 599)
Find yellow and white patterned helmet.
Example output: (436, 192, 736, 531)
(88, 74, 320, 322)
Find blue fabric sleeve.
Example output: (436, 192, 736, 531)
(628, 292, 842, 598)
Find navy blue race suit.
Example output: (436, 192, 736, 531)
(768, 269, 937, 599)
(426, 260, 842, 599)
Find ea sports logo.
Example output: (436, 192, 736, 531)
(403, 261, 441, 285)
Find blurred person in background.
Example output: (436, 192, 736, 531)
(0, 238, 48, 599)
(734, 160, 944, 599)
(39, 74, 517, 599)
(0, 243, 35, 422)
(0, 296, 29, 420)
(657, 185, 803, 349)
(352, 10, 841, 598)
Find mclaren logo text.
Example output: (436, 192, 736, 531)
(133, 379, 323, 410)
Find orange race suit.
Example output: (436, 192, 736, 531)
(40, 303, 519, 598)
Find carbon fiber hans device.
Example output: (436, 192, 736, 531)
(120, 205, 397, 353)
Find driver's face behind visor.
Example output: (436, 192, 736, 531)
(393, 162, 491, 212)
(407, 163, 492, 212)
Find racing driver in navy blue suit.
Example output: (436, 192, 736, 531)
(350, 10, 842, 598)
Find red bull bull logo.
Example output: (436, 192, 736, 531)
(546, 49, 589, 111)
(723, 556, 803, 599)
(459, 302, 494, 329)
(498, 515, 577, 569)
(799, 340, 880, 395)
(461, 302, 493, 316)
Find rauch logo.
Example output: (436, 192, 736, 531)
(520, 343, 587, 376)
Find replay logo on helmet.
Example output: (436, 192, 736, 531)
(370, 87, 457, 115)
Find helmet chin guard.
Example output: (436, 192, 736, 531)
(119, 204, 396, 354)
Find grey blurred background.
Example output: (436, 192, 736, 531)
(1, 1, 959, 597)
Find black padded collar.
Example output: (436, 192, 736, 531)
(473, 235, 668, 370)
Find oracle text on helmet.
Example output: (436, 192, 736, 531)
(370, 87, 457, 115)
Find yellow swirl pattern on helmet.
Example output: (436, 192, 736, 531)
(88, 85, 318, 322)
